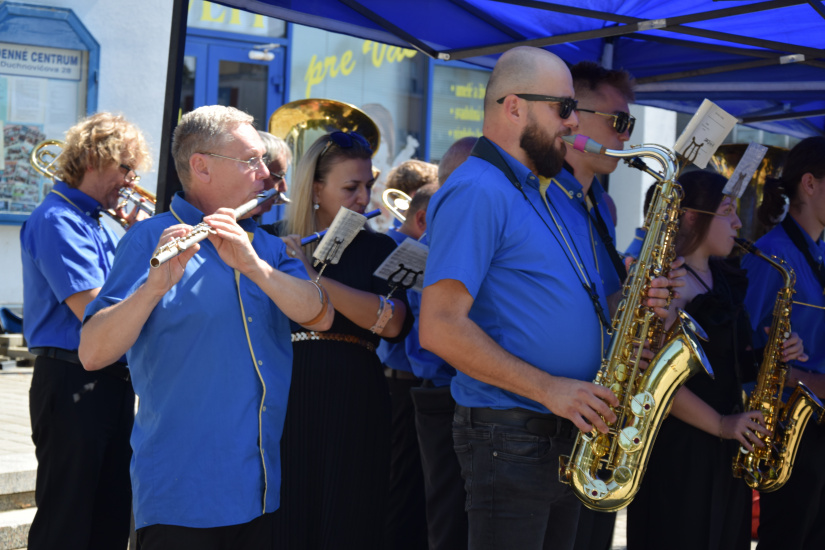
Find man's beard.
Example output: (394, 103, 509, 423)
(520, 118, 566, 178)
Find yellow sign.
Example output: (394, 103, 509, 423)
(304, 40, 417, 97)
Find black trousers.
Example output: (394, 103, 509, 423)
(28, 356, 135, 550)
(385, 375, 428, 550)
(410, 385, 468, 550)
(758, 421, 825, 550)
(137, 512, 273, 549)
(573, 507, 615, 550)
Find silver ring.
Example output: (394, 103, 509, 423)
(289, 249, 296, 257)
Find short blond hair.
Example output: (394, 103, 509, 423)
(58, 112, 151, 188)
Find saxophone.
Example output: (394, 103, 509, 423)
(558, 136, 714, 512)
(732, 238, 825, 491)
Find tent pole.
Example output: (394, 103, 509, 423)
(156, 0, 189, 214)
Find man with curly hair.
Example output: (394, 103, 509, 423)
(20, 112, 151, 549)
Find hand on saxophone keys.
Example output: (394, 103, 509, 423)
(717, 411, 769, 453)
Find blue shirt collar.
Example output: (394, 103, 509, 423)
(486, 139, 540, 191)
(53, 180, 104, 219)
(170, 191, 258, 232)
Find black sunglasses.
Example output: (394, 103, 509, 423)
(496, 93, 578, 119)
(320, 131, 373, 158)
(576, 109, 636, 137)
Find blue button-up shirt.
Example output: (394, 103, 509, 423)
(743, 217, 825, 373)
(551, 168, 622, 297)
(425, 142, 609, 413)
(21, 181, 118, 350)
(377, 228, 415, 373)
(84, 192, 308, 529)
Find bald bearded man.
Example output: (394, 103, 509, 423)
(420, 47, 677, 550)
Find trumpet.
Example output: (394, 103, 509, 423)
(382, 188, 411, 223)
(29, 139, 156, 227)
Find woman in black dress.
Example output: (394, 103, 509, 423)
(264, 131, 413, 549)
(626, 170, 804, 550)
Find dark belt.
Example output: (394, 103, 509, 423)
(456, 404, 579, 439)
(30, 347, 130, 382)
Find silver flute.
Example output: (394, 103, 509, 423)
(150, 189, 288, 268)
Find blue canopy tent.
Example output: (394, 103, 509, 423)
(156, 0, 825, 206)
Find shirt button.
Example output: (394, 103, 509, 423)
(247, 316, 253, 322)
(576, 192, 582, 198)
(258, 360, 263, 366)
(262, 406, 267, 412)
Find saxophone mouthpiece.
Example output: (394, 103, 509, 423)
(734, 237, 757, 254)
(562, 134, 606, 155)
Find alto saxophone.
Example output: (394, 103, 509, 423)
(558, 136, 714, 512)
(732, 238, 825, 491)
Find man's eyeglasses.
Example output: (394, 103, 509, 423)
(575, 109, 636, 137)
(119, 164, 140, 184)
(268, 171, 286, 182)
(202, 152, 268, 172)
(320, 131, 373, 158)
(496, 94, 578, 120)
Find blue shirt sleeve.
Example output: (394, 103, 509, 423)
(424, 167, 504, 297)
(405, 288, 454, 386)
(35, 210, 113, 302)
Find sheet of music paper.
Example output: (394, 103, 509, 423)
(722, 142, 768, 199)
(373, 238, 429, 292)
(674, 99, 737, 169)
(313, 206, 366, 265)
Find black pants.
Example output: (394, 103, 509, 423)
(573, 507, 615, 550)
(410, 385, 468, 550)
(28, 356, 135, 550)
(386, 375, 428, 550)
(137, 512, 273, 549)
(758, 421, 825, 550)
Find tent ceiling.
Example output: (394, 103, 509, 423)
(218, 0, 825, 138)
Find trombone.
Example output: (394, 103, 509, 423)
(382, 188, 412, 223)
(29, 139, 156, 227)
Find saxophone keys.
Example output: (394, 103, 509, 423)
(618, 427, 642, 452)
(582, 478, 609, 500)
(614, 364, 629, 382)
(630, 391, 655, 417)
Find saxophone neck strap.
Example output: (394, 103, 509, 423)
(781, 216, 825, 290)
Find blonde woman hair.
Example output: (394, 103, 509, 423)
(283, 132, 372, 255)
(58, 112, 151, 188)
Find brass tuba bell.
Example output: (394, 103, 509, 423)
(268, 98, 381, 166)
(29, 139, 155, 227)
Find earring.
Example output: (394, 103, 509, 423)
(313, 203, 320, 210)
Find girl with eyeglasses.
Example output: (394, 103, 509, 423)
(626, 170, 805, 550)
(261, 131, 413, 549)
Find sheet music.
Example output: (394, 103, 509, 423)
(373, 238, 429, 292)
(313, 206, 366, 265)
(723, 142, 769, 199)
(673, 99, 737, 169)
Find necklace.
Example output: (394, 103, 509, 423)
(684, 263, 712, 292)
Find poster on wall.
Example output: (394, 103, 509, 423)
(0, 42, 86, 216)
